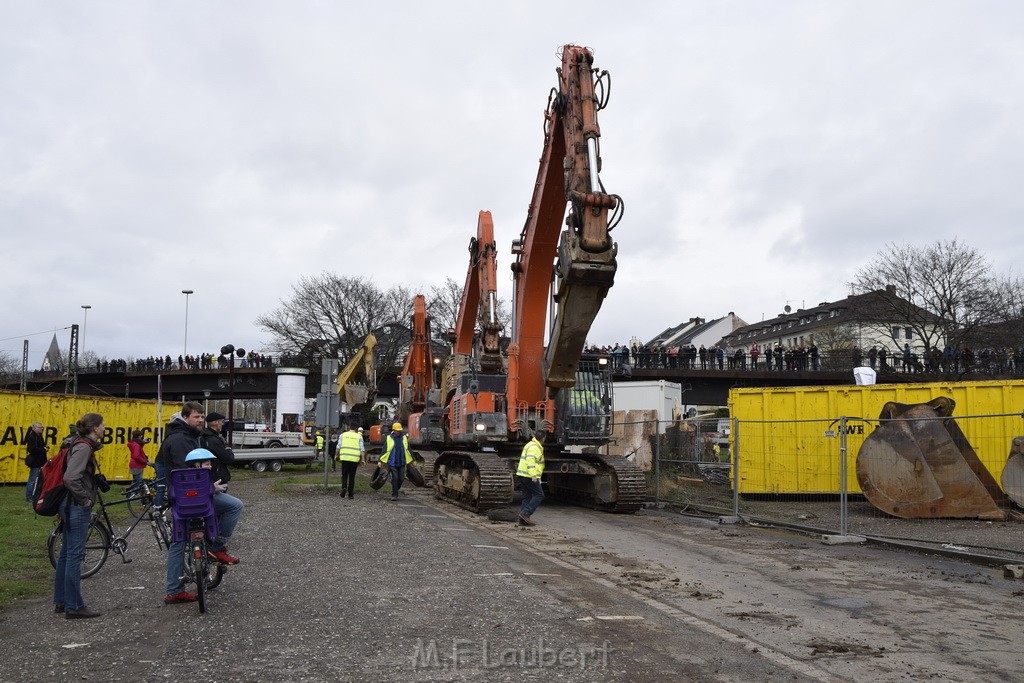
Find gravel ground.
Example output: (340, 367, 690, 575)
(0, 472, 798, 683)
(5, 468, 1024, 682)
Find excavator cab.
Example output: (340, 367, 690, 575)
(552, 354, 613, 445)
(856, 397, 1007, 519)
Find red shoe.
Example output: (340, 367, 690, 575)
(208, 548, 240, 565)
(164, 592, 198, 604)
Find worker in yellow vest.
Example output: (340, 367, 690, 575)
(336, 426, 362, 499)
(315, 431, 325, 463)
(516, 428, 548, 526)
(379, 422, 413, 500)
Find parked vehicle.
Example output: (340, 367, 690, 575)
(231, 445, 315, 472)
(229, 431, 303, 449)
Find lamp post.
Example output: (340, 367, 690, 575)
(182, 289, 194, 359)
(80, 305, 91, 367)
(220, 344, 245, 447)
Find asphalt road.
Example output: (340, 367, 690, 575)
(2, 473, 1022, 682)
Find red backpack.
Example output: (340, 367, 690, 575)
(31, 439, 87, 516)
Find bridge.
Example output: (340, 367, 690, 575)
(4, 361, 997, 406)
(7, 366, 320, 401)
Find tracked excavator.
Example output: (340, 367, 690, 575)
(413, 45, 644, 514)
(856, 397, 1009, 519)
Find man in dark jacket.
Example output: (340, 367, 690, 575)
(159, 402, 222, 605)
(24, 421, 48, 502)
(153, 403, 205, 507)
(200, 412, 235, 484)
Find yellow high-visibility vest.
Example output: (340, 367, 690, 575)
(337, 431, 362, 462)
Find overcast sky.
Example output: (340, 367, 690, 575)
(3, 1, 1023, 370)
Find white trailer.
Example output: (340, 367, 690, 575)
(231, 445, 316, 472)
(230, 431, 303, 448)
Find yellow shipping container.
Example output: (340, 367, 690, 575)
(728, 380, 1024, 494)
(0, 390, 167, 484)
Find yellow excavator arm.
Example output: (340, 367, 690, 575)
(336, 333, 377, 408)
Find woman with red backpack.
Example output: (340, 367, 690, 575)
(53, 412, 106, 619)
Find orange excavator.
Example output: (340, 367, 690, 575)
(416, 45, 644, 513)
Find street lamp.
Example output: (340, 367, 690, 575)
(81, 305, 91, 366)
(182, 290, 194, 359)
(221, 344, 246, 447)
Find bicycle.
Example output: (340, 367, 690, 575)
(169, 467, 226, 613)
(47, 477, 172, 579)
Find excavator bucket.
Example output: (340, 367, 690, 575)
(856, 397, 1007, 520)
(344, 384, 369, 408)
(1000, 437, 1024, 508)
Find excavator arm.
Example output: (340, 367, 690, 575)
(397, 295, 436, 420)
(508, 44, 621, 435)
(452, 211, 504, 374)
(335, 333, 377, 408)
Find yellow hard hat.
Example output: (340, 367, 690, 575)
(392, 422, 403, 431)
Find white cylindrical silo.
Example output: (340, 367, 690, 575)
(275, 367, 309, 432)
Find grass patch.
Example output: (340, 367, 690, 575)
(0, 486, 61, 610)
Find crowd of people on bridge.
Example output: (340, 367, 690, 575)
(586, 341, 1024, 376)
(45, 351, 280, 375)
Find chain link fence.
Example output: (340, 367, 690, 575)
(643, 412, 1024, 562)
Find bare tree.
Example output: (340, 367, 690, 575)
(255, 274, 415, 372)
(0, 350, 19, 381)
(427, 278, 463, 342)
(427, 276, 512, 347)
(849, 239, 1000, 352)
(811, 324, 858, 370)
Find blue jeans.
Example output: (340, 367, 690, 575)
(25, 467, 41, 502)
(519, 476, 544, 517)
(389, 465, 405, 495)
(53, 501, 92, 611)
(165, 537, 187, 595)
(211, 492, 244, 551)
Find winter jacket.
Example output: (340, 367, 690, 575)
(155, 418, 202, 471)
(64, 436, 101, 506)
(128, 440, 149, 469)
(200, 427, 235, 483)
(25, 429, 48, 468)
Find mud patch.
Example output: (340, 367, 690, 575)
(726, 611, 800, 628)
(808, 640, 885, 657)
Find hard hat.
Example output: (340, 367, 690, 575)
(392, 422, 403, 431)
(185, 448, 217, 463)
(358, 427, 363, 432)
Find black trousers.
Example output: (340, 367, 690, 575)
(340, 460, 359, 496)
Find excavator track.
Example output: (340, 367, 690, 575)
(433, 451, 514, 513)
(544, 454, 646, 513)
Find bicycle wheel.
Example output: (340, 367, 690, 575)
(48, 518, 111, 579)
(207, 562, 226, 590)
(190, 539, 207, 614)
(149, 507, 171, 551)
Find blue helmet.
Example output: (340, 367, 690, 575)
(185, 448, 217, 463)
